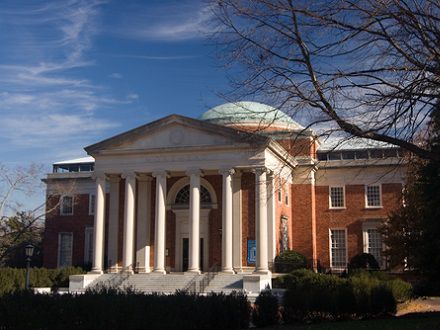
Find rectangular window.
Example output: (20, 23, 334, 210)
(58, 233, 73, 268)
(329, 186, 345, 208)
(278, 177, 282, 202)
(84, 227, 94, 265)
(330, 229, 347, 269)
(280, 216, 289, 252)
(367, 229, 382, 266)
(60, 196, 73, 215)
(89, 194, 96, 215)
(366, 185, 382, 208)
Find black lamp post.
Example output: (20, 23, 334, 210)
(24, 244, 34, 290)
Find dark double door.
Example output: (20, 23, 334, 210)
(182, 238, 204, 272)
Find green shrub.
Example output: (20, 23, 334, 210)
(0, 290, 251, 329)
(282, 269, 401, 322)
(385, 278, 413, 302)
(274, 250, 307, 273)
(0, 267, 85, 296)
(252, 289, 279, 327)
(348, 253, 380, 272)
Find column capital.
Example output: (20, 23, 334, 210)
(252, 166, 268, 175)
(106, 174, 121, 183)
(121, 171, 136, 181)
(152, 170, 170, 178)
(219, 168, 235, 177)
(186, 168, 203, 177)
(136, 173, 153, 182)
(92, 172, 106, 181)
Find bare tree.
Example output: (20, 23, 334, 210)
(0, 164, 76, 266)
(210, 0, 440, 162)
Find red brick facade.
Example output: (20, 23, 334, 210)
(43, 130, 403, 271)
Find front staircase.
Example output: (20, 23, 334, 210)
(82, 272, 246, 295)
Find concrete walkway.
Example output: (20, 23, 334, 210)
(397, 297, 440, 316)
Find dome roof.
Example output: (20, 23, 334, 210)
(199, 101, 304, 131)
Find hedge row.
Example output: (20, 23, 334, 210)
(0, 291, 251, 330)
(0, 267, 85, 295)
(282, 269, 412, 322)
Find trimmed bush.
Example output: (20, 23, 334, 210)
(274, 250, 307, 273)
(348, 253, 380, 272)
(0, 290, 251, 329)
(0, 267, 85, 295)
(282, 269, 403, 322)
(252, 289, 279, 327)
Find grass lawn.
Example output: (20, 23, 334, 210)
(264, 313, 440, 330)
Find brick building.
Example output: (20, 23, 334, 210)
(43, 101, 404, 279)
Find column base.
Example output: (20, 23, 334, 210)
(185, 269, 201, 275)
(221, 269, 235, 274)
(153, 269, 166, 274)
(89, 269, 103, 275)
(108, 267, 119, 273)
(253, 269, 271, 275)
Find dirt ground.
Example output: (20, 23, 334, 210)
(397, 297, 440, 316)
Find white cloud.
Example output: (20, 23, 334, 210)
(0, 0, 131, 155)
(109, 72, 122, 79)
(127, 93, 139, 101)
(117, 3, 216, 42)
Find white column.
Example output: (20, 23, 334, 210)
(232, 171, 243, 273)
(267, 171, 276, 262)
(107, 175, 120, 273)
(220, 168, 235, 274)
(153, 171, 167, 274)
(187, 169, 201, 273)
(255, 167, 270, 274)
(136, 174, 152, 273)
(91, 174, 106, 274)
(122, 172, 136, 273)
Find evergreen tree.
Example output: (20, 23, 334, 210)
(384, 104, 440, 276)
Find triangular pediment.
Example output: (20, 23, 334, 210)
(85, 115, 267, 155)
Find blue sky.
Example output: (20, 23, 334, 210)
(0, 0, 229, 168)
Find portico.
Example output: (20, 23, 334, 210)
(86, 115, 296, 276)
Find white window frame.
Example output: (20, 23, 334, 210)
(329, 228, 348, 271)
(57, 232, 73, 268)
(60, 195, 74, 215)
(365, 184, 382, 208)
(362, 221, 385, 269)
(89, 194, 96, 215)
(84, 226, 94, 265)
(329, 186, 346, 209)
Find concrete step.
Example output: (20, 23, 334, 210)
(87, 273, 247, 295)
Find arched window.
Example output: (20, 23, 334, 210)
(175, 185, 211, 204)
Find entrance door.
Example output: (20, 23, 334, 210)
(182, 238, 189, 272)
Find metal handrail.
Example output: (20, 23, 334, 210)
(183, 263, 219, 294)
(199, 263, 219, 293)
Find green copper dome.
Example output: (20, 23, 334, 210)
(199, 101, 304, 131)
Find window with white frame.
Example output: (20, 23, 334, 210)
(58, 233, 73, 267)
(89, 194, 96, 215)
(84, 227, 94, 265)
(284, 184, 289, 205)
(362, 223, 384, 268)
(60, 196, 73, 215)
(367, 229, 382, 266)
(330, 229, 347, 269)
(280, 216, 289, 252)
(329, 186, 345, 208)
(366, 185, 382, 207)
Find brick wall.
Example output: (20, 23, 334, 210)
(314, 183, 402, 269)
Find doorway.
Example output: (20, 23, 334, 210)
(181, 237, 204, 272)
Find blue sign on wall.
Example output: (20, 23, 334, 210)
(247, 240, 256, 265)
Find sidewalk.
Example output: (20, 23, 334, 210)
(397, 297, 440, 316)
